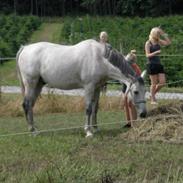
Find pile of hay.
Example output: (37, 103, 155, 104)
(121, 102, 183, 143)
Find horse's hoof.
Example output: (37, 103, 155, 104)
(28, 126, 39, 136)
(28, 126, 36, 132)
(32, 130, 40, 137)
(85, 131, 93, 138)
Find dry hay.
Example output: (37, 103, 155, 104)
(0, 98, 23, 117)
(121, 101, 183, 143)
(0, 94, 122, 117)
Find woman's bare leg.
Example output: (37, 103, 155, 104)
(149, 75, 158, 102)
(155, 73, 166, 94)
(128, 101, 137, 126)
(124, 96, 131, 122)
(121, 95, 131, 127)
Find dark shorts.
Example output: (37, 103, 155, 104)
(122, 84, 127, 93)
(146, 63, 165, 75)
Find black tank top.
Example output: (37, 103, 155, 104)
(147, 41, 161, 64)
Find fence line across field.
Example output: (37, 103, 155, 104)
(0, 57, 16, 61)
(0, 55, 183, 137)
(0, 114, 180, 138)
(0, 55, 183, 99)
(0, 54, 183, 61)
(107, 77, 183, 87)
(0, 79, 183, 98)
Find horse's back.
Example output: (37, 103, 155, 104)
(17, 39, 107, 89)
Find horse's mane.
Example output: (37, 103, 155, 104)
(107, 48, 136, 78)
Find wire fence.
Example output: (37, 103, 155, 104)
(0, 56, 183, 138)
(0, 55, 183, 98)
(1, 55, 183, 61)
(0, 114, 180, 138)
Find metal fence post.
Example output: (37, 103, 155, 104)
(0, 57, 1, 101)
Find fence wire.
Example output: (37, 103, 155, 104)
(0, 114, 180, 138)
(0, 55, 183, 137)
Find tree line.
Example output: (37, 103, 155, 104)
(0, 0, 182, 17)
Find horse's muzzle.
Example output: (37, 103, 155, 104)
(139, 111, 147, 118)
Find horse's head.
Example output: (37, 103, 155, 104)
(126, 71, 147, 118)
(106, 49, 147, 118)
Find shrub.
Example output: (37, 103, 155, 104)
(0, 15, 41, 57)
(61, 15, 183, 85)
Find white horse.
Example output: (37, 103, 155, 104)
(16, 39, 146, 137)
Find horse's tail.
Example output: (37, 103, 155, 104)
(16, 46, 25, 96)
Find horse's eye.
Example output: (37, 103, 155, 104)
(134, 91, 139, 95)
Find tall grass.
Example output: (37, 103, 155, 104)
(0, 95, 183, 182)
(0, 93, 123, 117)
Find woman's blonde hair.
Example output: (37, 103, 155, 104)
(99, 31, 108, 41)
(149, 27, 161, 42)
(125, 50, 137, 62)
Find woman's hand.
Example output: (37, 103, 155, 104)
(158, 28, 165, 35)
(155, 50, 161, 54)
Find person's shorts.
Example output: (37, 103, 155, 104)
(146, 63, 165, 75)
(122, 84, 127, 93)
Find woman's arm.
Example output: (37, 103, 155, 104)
(145, 41, 161, 58)
(159, 29, 171, 46)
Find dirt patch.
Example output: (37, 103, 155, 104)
(121, 102, 183, 143)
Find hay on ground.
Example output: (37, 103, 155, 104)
(121, 102, 183, 143)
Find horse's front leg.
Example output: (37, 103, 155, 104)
(91, 88, 100, 132)
(84, 85, 95, 137)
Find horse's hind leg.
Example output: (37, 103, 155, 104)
(22, 80, 43, 132)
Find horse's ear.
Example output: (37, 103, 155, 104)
(141, 70, 147, 79)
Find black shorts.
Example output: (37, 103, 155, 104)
(146, 63, 165, 75)
(122, 84, 127, 93)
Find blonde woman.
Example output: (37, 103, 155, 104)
(99, 31, 112, 50)
(99, 31, 112, 94)
(145, 27, 171, 104)
(99, 31, 108, 43)
(125, 50, 141, 76)
(122, 50, 142, 127)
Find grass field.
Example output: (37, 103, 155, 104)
(0, 112, 183, 182)
(0, 94, 183, 182)
(0, 61, 18, 86)
(1, 18, 183, 183)
(30, 22, 63, 44)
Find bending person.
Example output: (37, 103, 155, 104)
(122, 50, 142, 127)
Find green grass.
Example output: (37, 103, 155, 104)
(0, 21, 63, 86)
(0, 111, 183, 182)
(0, 60, 18, 86)
(1, 16, 183, 182)
(30, 22, 63, 43)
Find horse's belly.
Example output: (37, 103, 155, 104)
(48, 82, 82, 90)
(44, 76, 83, 90)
